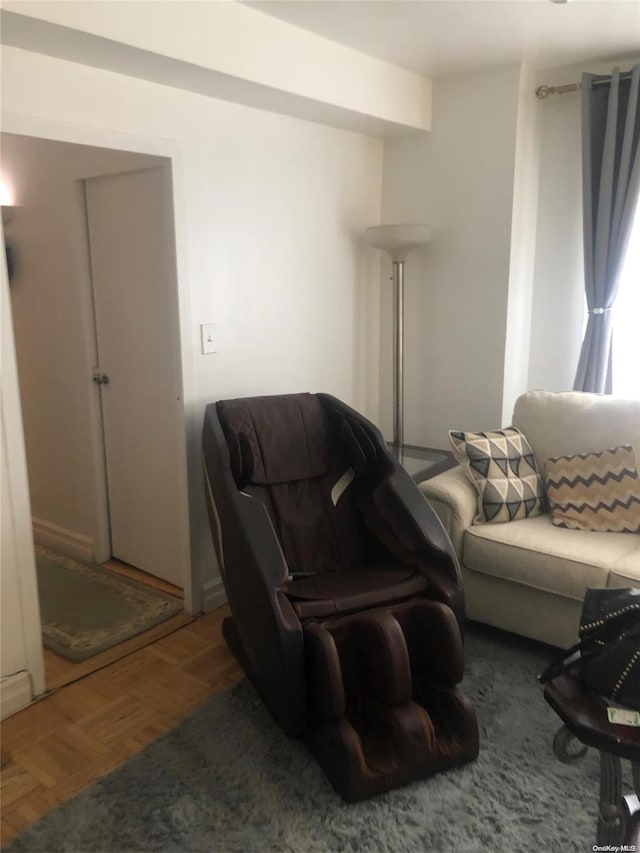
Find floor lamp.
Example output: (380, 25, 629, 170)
(366, 224, 431, 457)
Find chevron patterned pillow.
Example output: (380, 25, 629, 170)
(545, 444, 640, 533)
(449, 427, 546, 524)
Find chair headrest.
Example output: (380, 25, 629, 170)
(217, 393, 329, 488)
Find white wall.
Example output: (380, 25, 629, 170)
(1, 46, 383, 603)
(381, 55, 638, 445)
(381, 64, 526, 446)
(501, 64, 541, 425)
(2, 135, 162, 561)
(527, 90, 584, 392)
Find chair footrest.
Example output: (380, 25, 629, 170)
(304, 600, 479, 801)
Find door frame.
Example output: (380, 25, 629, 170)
(2, 228, 46, 706)
(3, 111, 197, 617)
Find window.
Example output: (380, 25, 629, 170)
(612, 196, 640, 399)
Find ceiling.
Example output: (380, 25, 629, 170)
(245, 0, 640, 78)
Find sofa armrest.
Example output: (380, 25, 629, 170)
(418, 466, 476, 561)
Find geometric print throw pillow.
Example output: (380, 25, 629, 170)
(545, 444, 640, 533)
(449, 426, 547, 524)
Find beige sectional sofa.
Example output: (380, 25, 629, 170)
(419, 390, 640, 649)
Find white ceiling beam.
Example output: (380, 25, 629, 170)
(1, 1, 432, 135)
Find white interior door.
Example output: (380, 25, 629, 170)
(85, 167, 185, 587)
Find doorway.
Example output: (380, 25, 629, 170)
(2, 133, 192, 684)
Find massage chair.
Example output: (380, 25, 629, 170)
(202, 392, 479, 801)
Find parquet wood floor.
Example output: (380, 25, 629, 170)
(41, 556, 189, 691)
(0, 606, 243, 846)
(43, 612, 195, 690)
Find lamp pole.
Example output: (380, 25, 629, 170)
(392, 259, 404, 456)
(365, 224, 430, 459)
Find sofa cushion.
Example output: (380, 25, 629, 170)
(463, 514, 638, 601)
(608, 547, 640, 587)
(449, 427, 545, 524)
(545, 444, 640, 533)
(512, 390, 640, 476)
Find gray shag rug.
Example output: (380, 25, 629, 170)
(5, 623, 601, 853)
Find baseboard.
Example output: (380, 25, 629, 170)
(1, 672, 33, 720)
(202, 578, 227, 613)
(32, 518, 94, 562)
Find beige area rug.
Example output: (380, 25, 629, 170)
(35, 546, 184, 662)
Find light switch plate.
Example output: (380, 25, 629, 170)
(201, 323, 217, 354)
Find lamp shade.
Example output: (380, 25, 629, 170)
(366, 224, 430, 261)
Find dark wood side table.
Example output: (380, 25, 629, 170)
(544, 674, 640, 846)
(389, 443, 456, 483)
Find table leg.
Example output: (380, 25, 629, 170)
(597, 751, 624, 845)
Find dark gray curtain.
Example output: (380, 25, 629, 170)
(574, 63, 640, 393)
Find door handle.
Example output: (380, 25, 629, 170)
(92, 372, 110, 385)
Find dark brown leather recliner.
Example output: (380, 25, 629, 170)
(202, 392, 479, 801)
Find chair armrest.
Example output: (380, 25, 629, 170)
(418, 466, 476, 561)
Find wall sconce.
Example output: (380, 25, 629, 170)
(2, 207, 17, 282)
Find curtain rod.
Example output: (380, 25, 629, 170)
(536, 70, 634, 100)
